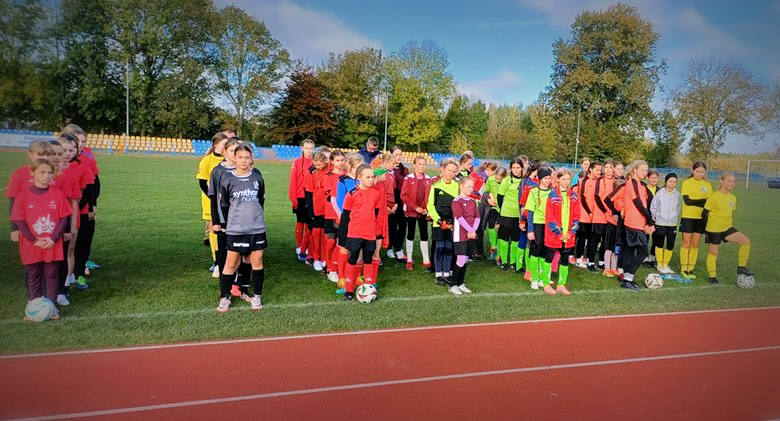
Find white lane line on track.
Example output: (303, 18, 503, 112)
(7, 344, 780, 421)
(1, 306, 778, 360)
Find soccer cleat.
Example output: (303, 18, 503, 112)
(295, 246, 302, 255)
(449, 285, 463, 295)
(230, 284, 241, 297)
(620, 280, 640, 291)
(327, 271, 338, 283)
(212, 266, 220, 278)
(405, 261, 414, 271)
(435, 277, 447, 286)
(556, 285, 571, 296)
(86, 260, 102, 270)
(531, 281, 540, 290)
(297, 252, 307, 262)
(488, 249, 496, 261)
(602, 269, 615, 278)
(386, 249, 396, 258)
(587, 264, 598, 273)
(575, 258, 588, 269)
(313, 260, 323, 271)
(239, 292, 253, 303)
(708, 277, 719, 284)
(395, 250, 405, 261)
(343, 292, 354, 301)
(681, 271, 697, 280)
(568, 256, 577, 265)
(65, 274, 76, 287)
(57, 294, 70, 306)
(543, 285, 556, 296)
(76, 276, 88, 290)
(208, 263, 216, 272)
(458, 284, 472, 293)
(217, 297, 231, 313)
(737, 267, 753, 276)
(250, 295, 263, 311)
(335, 287, 345, 295)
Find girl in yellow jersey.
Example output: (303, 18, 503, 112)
(703, 173, 752, 284)
(678, 161, 713, 279)
(197, 132, 229, 275)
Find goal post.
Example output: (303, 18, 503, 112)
(745, 159, 780, 189)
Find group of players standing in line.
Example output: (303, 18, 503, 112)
(195, 132, 754, 310)
(8, 125, 101, 320)
(285, 137, 754, 297)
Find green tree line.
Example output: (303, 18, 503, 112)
(2, 1, 776, 165)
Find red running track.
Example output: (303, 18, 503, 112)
(2, 307, 780, 420)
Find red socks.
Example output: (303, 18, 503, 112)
(310, 228, 322, 261)
(337, 249, 349, 280)
(345, 264, 361, 293)
(364, 259, 380, 285)
(295, 222, 305, 250)
(325, 236, 337, 268)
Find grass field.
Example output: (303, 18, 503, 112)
(1, 152, 779, 354)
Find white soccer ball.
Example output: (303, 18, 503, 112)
(736, 274, 755, 289)
(355, 284, 378, 303)
(24, 297, 58, 322)
(644, 273, 664, 289)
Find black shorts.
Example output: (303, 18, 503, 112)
(680, 217, 705, 234)
(294, 198, 310, 223)
(623, 228, 648, 248)
(324, 218, 338, 235)
(310, 215, 325, 229)
(591, 222, 606, 235)
(346, 237, 376, 265)
(226, 232, 268, 254)
(454, 240, 476, 257)
(486, 208, 500, 227)
(705, 227, 739, 244)
(498, 216, 520, 241)
(530, 224, 546, 257)
(654, 225, 677, 238)
(602, 223, 618, 251)
(432, 226, 453, 242)
(579, 222, 592, 234)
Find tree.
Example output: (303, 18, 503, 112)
(646, 109, 682, 167)
(206, 6, 290, 138)
(270, 63, 338, 145)
(106, 0, 214, 135)
(439, 95, 488, 154)
(546, 3, 664, 160)
(385, 40, 456, 149)
(672, 56, 764, 162)
(317, 48, 383, 148)
(483, 104, 526, 159)
(761, 80, 780, 141)
(0, 0, 46, 126)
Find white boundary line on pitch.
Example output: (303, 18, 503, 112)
(7, 344, 780, 421)
(2, 305, 779, 360)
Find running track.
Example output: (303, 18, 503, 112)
(2, 307, 780, 420)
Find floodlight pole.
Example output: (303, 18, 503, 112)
(383, 89, 389, 152)
(125, 61, 130, 137)
(574, 106, 581, 166)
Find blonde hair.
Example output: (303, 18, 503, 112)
(441, 158, 458, 170)
(414, 155, 427, 165)
(61, 123, 86, 136)
(28, 140, 53, 156)
(30, 158, 54, 172)
(345, 153, 364, 171)
(556, 167, 572, 179)
(627, 159, 648, 177)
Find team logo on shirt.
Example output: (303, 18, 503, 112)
(49, 200, 57, 210)
(33, 215, 55, 235)
(232, 188, 258, 202)
(254, 180, 259, 190)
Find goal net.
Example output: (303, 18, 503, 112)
(745, 160, 780, 189)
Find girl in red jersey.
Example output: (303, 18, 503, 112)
(334, 153, 364, 291)
(49, 139, 82, 305)
(400, 156, 432, 270)
(341, 165, 383, 301)
(542, 168, 580, 296)
(370, 154, 396, 267)
(11, 159, 72, 318)
(63, 133, 97, 290)
(6, 140, 53, 244)
(324, 151, 346, 283)
(289, 139, 315, 261)
(304, 152, 329, 271)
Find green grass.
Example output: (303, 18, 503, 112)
(1, 152, 779, 354)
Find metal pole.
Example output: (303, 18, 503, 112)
(383, 89, 389, 152)
(574, 106, 581, 166)
(125, 62, 130, 137)
(746, 159, 751, 190)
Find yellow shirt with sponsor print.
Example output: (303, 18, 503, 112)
(680, 178, 713, 219)
(704, 190, 736, 233)
(196, 153, 224, 220)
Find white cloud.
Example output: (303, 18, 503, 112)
(662, 7, 759, 62)
(215, 0, 382, 66)
(457, 71, 522, 104)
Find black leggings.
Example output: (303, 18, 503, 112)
(651, 227, 677, 251)
(406, 216, 428, 241)
(74, 215, 95, 278)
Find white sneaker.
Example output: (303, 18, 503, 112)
(239, 293, 253, 303)
(575, 258, 587, 269)
(212, 265, 220, 278)
(458, 284, 472, 293)
(65, 274, 76, 287)
(327, 271, 338, 283)
(320, 260, 327, 269)
(250, 295, 263, 311)
(217, 297, 231, 313)
(387, 249, 396, 258)
(395, 250, 405, 260)
(313, 260, 323, 271)
(531, 281, 540, 290)
(295, 247, 301, 255)
(449, 285, 463, 295)
(57, 294, 70, 306)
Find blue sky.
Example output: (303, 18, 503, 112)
(217, 0, 780, 153)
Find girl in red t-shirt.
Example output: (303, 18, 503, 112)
(341, 165, 383, 301)
(324, 151, 346, 283)
(11, 159, 71, 317)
